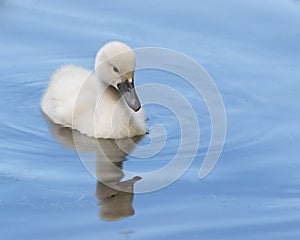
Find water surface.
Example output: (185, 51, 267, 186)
(1, 0, 300, 239)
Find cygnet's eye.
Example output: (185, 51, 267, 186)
(112, 66, 119, 73)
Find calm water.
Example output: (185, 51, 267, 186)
(1, 0, 300, 239)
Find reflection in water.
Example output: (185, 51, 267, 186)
(42, 113, 142, 222)
(96, 177, 141, 221)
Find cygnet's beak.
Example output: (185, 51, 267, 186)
(117, 79, 141, 112)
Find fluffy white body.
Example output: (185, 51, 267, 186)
(41, 42, 147, 139)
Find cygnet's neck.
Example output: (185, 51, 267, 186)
(96, 77, 109, 99)
(95, 75, 122, 106)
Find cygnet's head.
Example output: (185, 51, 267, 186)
(95, 41, 141, 112)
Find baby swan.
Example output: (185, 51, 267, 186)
(41, 41, 147, 139)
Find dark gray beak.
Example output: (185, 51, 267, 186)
(117, 79, 141, 112)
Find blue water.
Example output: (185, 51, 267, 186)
(1, 0, 300, 239)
